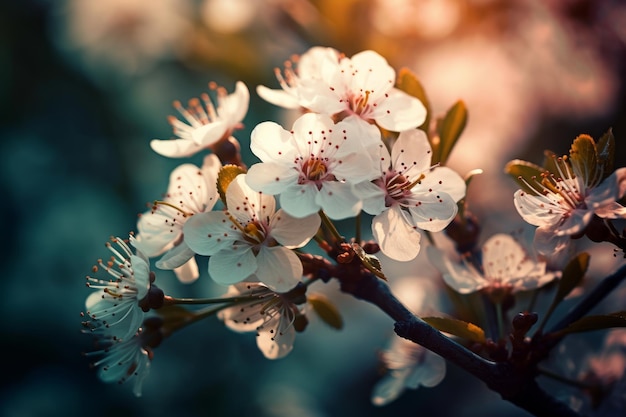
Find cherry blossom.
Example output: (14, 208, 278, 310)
(357, 129, 466, 261)
(246, 112, 380, 220)
(371, 335, 446, 406)
(258, 47, 426, 132)
(135, 154, 221, 283)
(150, 81, 249, 158)
(183, 174, 320, 292)
(83, 324, 153, 397)
(514, 154, 626, 255)
(218, 282, 306, 359)
(83, 235, 150, 341)
(256, 46, 341, 109)
(427, 234, 559, 295)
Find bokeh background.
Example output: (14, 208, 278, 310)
(2, 0, 626, 416)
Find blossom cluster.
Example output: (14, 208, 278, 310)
(80, 44, 626, 412)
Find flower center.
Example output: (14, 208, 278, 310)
(243, 221, 267, 244)
(302, 158, 328, 181)
(351, 90, 371, 115)
(380, 171, 425, 207)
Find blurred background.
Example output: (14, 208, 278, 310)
(1, 0, 625, 416)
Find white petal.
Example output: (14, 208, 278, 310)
(150, 138, 202, 158)
(407, 192, 458, 232)
(513, 190, 564, 227)
(426, 246, 488, 294)
(371, 370, 409, 406)
(594, 201, 626, 219)
(209, 247, 257, 285)
(586, 167, 626, 207)
(173, 258, 200, 284)
(256, 314, 296, 359)
(183, 211, 239, 256)
(256, 85, 301, 109)
(220, 81, 250, 125)
(155, 242, 195, 270)
(279, 183, 320, 218)
(270, 210, 320, 248)
(354, 180, 386, 215)
(226, 174, 276, 224)
(250, 121, 298, 163)
(373, 89, 427, 132)
(135, 211, 177, 257)
(349, 50, 395, 95)
(415, 352, 446, 388)
(246, 162, 299, 195)
(372, 207, 421, 261)
(391, 129, 433, 178)
(190, 120, 228, 146)
(419, 167, 467, 203)
(316, 182, 362, 220)
(167, 163, 219, 214)
(255, 246, 302, 292)
(533, 225, 572, 257)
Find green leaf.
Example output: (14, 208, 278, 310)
(435, 100, 467, 165)
(504, 159, 545, 193)
(396, 68, 431, 134)
(308, 293, 343, 330)
(539, 253, 590, 332)
(595, 128, 615, 180)
(569, 134, 598, 185)
(422, 316, 486, 344)
(352, 243, 386, 281)
(217, 165, 246, 207)
(556, 311, 626, 336)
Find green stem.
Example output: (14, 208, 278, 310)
(355, 212, 362, 243)
(164, 295, 261, 305)
(496, 302, 505, 341)
(319, 210, 344, 244)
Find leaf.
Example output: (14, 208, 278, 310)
(352, 243, 387, 281)
(569, 134, 598, 185)
(540, 252, 590, 331)
(217, 165, 246, 206)
(556, 312, 626, 336)
(504, 159, 545, 193)
(435, 100, 467, 165)
(396, 67, 431, 134)
(308, 293, 343, 330)
(595, 128, 615, 180)
(422, 316, 486, 344)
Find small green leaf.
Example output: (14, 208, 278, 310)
(422, 316, 486, 344)
(308, 293, 343, 330)
(569, 134, 598, 185)
(396, 68, 431, 134)
(435, 100, 467, 165)
(217, 165, 246, 206)
(540, 252, 590, 331)
(504, 159, 545, 192)
(352, 243, 386, 281)
(556, 311, 626, 336)
(596, 128, 615, 179)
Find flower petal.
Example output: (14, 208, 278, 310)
(407, 192, 458, 232)
(250, 121, 298, 163)
(279, 183, 320, 218)
(150, 138, 202, 158)
(183, 211, 239, 256)
(256, 313, 296, 359)
(209, 247, 257, 285)
(256, 85, 301, 109)
(316, 182, 362, 220)
(270, 209, 320, 248)
(373, 89, 427, 132)
(419, 167, 467, 203)
(255, 246, 302, 292)
(427, 246, 487, 294)
(246, 162, 299, 195)
(372, 206, 421, 262)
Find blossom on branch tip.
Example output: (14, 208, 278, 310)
(427, 234, 559, 296)
(218, 282, 307, 359)
(183, 174, 320, 292)
(258, 46, 426, 133)
(357, 129, 466, 261)
(246, 112, 380, 220)
(150, 81, 249, 158)
(514, 155, 626, 255)
(83, 235, 150, 342)
(135, 154, 221, 283)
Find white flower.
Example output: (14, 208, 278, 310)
(259, 47, 426, 132)
(84, 325, 152, 397)
(514, 156, 626, 255)
(371, 335, 446, 406)
(427, 234, 559, 295)
(83, 235, 150, 341)
(246, 112, 380, 220)
(150, 81, 249, 158)
(183, 174, 321, 292)
(357, 129, 466, 261)
(218, 282, 306, 359)
(135, 154, 221, 283)
(256, 46, 342, 109)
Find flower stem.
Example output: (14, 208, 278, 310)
(319, 210, 344, 244)
(164, 295, 260, 305)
